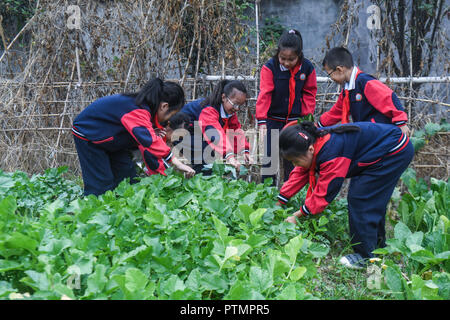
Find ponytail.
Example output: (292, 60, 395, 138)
(201, 79, 248, 108)
(125, 78, 185, 117)
(274, 28, 304, 63)
(279, 121, 360, 158)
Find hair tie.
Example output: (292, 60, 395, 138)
(298, 132, 308, 140)
(288, 29, 295, 34)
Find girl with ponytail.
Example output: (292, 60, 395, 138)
(256, 28, 317, 184)
(278, 121, 414, 269)
(72, 78, 195, 196)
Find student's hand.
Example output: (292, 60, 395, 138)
(285, 215, 298, 224)
(154, 128, 167, 138)
(171, 156, 195, 178)
(182, 165, 196, 178)
(227, 155, 241, 172)
(285, 209, 303, 224)
(243, 152, 254, 165)
(177, 162, 195, 178)
(400, 125, 410, 136)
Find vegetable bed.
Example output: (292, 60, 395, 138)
(0, 165, 448, 300)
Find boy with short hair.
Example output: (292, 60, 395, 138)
(318, 47, 410, 136)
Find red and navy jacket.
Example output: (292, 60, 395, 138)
(182, 99, 250, 160)
(181, 98, 206, 122)
(277, 122, 411, 216)
(256, 57, 317, 125)
(318, 67, 408, 128)
(72, 94, 172, 175)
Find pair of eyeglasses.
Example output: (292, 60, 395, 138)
(327, 69, 337, 77)
(226, 96, 246, 109)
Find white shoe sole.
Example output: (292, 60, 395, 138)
(339, 256, 365, 270)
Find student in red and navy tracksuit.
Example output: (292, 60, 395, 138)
(277, 121, 414, 268)
(179, 80, 252, 174)
(256, 29, 317, 184)
(319, 47, 410, 136)
(72, 78, 195, 196)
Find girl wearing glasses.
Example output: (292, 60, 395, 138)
(178, 80, 252, 174)
(256, 29, 317, 185)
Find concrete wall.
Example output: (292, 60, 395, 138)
(260, 0, 384, 74)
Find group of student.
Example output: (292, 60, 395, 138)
(72, 29, 414, 269)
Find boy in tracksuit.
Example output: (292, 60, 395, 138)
(277, 122, 414, 268)
(319, 47, 410, 136)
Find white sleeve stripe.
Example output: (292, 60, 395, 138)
(302, 204, 311, 215)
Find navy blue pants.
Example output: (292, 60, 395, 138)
(347, 140, 414, 258)
(73, 136, 137, 196)
(261, 119, 294, 185)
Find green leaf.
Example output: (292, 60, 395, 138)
(394, 222, 412, 242)
(275, 283, 297, 300)
(0, 281, 17, 298)
(247, 233, 269, 248)
(0, 259, 23, 273)
(85, 264, 108, 296)
(21, 270, 50, 291)
(224, 246, 238, 261)
(249, 208, 267, 227)
(125, 268, 149, 293)
(225, 281, 264, 300)
(4, 232, 38, 255)
(384, 266, 406, 300)
(40, 198, 64, 220)
(0, 196, 17, 231)
(39, 238, 73, 255)
(307, 242, 330, 258)
(413, 201, 426, 230)
(372, 248, 389, 255)
(290, 266, 307, 281)
(143, 209, 165, 225)
(424, 122, 441, 136)
(237, 204, 253, 223)
(211, 215, 229, 242)
(200, 273, 228, 293)
(318, 216, 329, 227)
(174, 193, 194, 208)
(284, 235, 304, 263)
(204, 199, 229, 215)
(249, 266, 272, 292)
(127, 189, 146, 210)
(405, 232, 424, 248)
(161, 274, 186, 296)
(240, 192, 258, 206)
(410, 249, 436, 264)
(185, 268, 202, 291)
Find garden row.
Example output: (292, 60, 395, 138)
(0, 162, 448, 299)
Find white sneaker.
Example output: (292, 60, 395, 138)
(339, 253, 367, 270)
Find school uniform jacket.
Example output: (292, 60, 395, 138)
(277, 122, 411, 216)
(256, 57, 317, 125)
(318, 67, 408, 128)
(72, 94, 172, 175)
(182, 98, 206, 122)
(183, 99, 250, 159)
